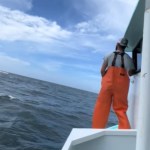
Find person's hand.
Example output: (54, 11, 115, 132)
(128, 69, 141, 76)
(136, 69, 141, 74)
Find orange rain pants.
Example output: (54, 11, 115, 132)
(92, 66, 131, 129)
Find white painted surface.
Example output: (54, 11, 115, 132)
(136, 8, 150, 150)
(62, 129, 136, 150)
(127, 73, 141, 129)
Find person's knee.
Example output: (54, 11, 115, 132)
(114, 110, 127, 117)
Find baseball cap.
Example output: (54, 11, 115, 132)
(119, 38, 128, 47)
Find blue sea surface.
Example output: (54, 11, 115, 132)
(0, 72, 117, 150)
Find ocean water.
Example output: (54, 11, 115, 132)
(0, 72, 117, 150)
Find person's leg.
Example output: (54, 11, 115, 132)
(113, 93, 130, 129)
(92, 88, 112, 128)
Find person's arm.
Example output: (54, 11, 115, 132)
(101, 60, 108, 77)
(125, 54, 141, 76)
(128, 69, 141, 76)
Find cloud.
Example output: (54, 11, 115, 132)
(0, 5, 71, 42)
(0, 54, 30, 74)
(75, 0, 138, 35)
(39, 61, 63, 72)
(0, 0, 139, 92)
(0, 0, 138, 56)
(117, 0, 138, 7)
(0, 0, 139, 66)
(0, 0, 33, 11)
(66, 63, 98, 73)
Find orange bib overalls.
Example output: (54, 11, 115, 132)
(92, 52, 131, 129)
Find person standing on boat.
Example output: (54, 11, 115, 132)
(92, 38, 137, 129)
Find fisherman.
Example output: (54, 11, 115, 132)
(92, 38, 138, 129)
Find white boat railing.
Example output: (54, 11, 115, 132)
(62, 128, 136, 150)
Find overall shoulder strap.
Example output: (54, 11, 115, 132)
(112, 52, 118, 66)
(121, 53, 125, 68)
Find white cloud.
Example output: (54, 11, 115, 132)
(0, 0, 33, 11)
(0, 0, 138, 56)
(0, 6, 71, 42)
(36, 58, 98, 75)
(117, 0, 138, 7)
(67, 63, 98, 73)
(72, 0, 139, 55)
(0, 54, 30, 66)
(40, 61, 63, 72)
(75, 0, 138, 35)
(0, 0, 139, 92)
(0, 54, 30, 74)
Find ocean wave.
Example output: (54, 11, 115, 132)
(0, 94, 16, 100)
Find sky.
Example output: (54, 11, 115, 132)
(0, 0, 138, 93)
